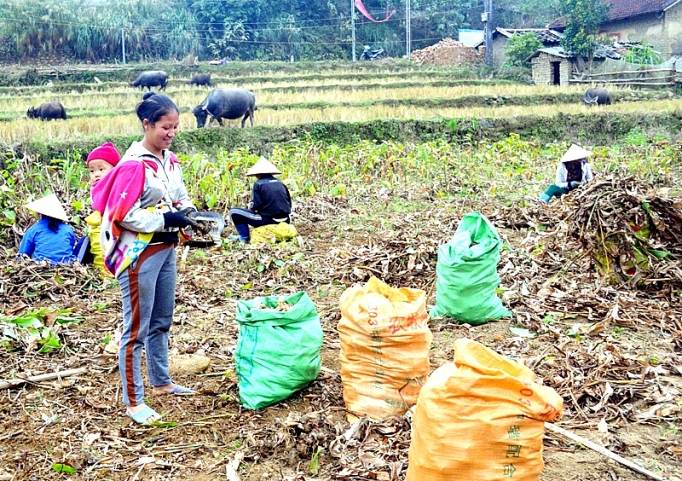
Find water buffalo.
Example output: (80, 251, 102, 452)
(27, 102, 67, 120)
(191, 88, 256, 128)
(583, 87, 611, 106)
(189, 73, 211, 87)
(131, 70, 169, 91)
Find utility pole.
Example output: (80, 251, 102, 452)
(406, 0, 411, 60)
(483, 0, 493, 65)
(121, 28, 126, 65)
(351, 0, 356, 61)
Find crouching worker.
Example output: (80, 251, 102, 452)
(229, 158, 292, 243)
(18, 194, 77, 264)
(539, 144, 594, 203)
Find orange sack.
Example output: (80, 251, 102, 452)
(338, 276, 432, 421)
(407, 338, 563, 481)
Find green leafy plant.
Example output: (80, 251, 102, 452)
(0, 308, 83, 353)
(52, 464, 77, 473)
(309, 446, 324, 475)
(624, 43, 663, 65)
(505, 32, 543, 66)
(559, 0, 611, 68)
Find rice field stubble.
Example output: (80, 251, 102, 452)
(1, 98, 681, 144)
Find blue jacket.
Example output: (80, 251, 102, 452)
(252, 175, 292, 219)
(18, 217, 77, 264)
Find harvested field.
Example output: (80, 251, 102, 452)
(1, 98, 682, 144)
(0, 62, 681, 481)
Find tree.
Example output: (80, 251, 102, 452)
(504, 32, 542, 66)
(493, 0, 562, 28)
(558, 0, 611, 68)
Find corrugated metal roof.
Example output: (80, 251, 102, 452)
(526, 45, 622, 62)
(548, 0, 678, 29)
(473, 28, 562, 48)
(497, 28, 563, 44)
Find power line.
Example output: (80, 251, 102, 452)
(0, 8, 468, 34)
(0, 1, 471, 29)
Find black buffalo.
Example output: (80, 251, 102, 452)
(27, 102, 67, 120)
(189, 73, 211, 87)
(131, 70, 169, 91)
(583, 87, 611, 106)
(191, 88, 256, 128)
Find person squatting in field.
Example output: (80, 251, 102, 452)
(18, 193, 78, 264)
(228, 157, 293, 243)
(91, 91, 200, 425)
(539, 144, 594, 203)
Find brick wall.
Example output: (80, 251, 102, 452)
(492, 36, 508, 67)
(531, 52, 573, 86)
(411, 39, 486, 66)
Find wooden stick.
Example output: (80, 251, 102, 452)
(179, 245, 190, 270)
(0, 368, 88, 390)
(569, 80, 674, 86)
(545, 423, 667, 481)
(585, 68, 674, 77)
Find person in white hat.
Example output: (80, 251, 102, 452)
(18, 193, 77, 264)
(539, 144, 594, 203)
(229, 157, 292, 242)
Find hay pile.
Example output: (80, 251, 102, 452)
(411, 38, 484, 66)
(565, 177, 682, 288)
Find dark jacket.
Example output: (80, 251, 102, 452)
(252, 175, 292, 219)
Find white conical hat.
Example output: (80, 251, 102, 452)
(561, 144, 592, 163)
(246, 157, 282, 176)
(25, 194, 69, 222)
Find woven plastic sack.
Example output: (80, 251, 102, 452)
(235, 291, 322, 410)
(406, 338, 564, 481)
(338, 276, 432, 421)
(251, 222, 298, 245)
(430, 211, 512, 324)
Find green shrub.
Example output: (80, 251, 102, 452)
(624, 43, 663, 65)
(505, 33, 543, 66)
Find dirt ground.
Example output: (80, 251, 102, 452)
(0, 193, 680, 481)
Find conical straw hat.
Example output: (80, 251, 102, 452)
(246, 157, 282, 176)
(25, 194, 69, 222)
(561, 144, 592, 163)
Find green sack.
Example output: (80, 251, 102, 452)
(235, 291, 323, 410)
(429, 212, 512, 324)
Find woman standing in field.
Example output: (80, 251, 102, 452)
(92, 92, 199, 425)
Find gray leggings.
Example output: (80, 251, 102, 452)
(118, 243, 176, 407)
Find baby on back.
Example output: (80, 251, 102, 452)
(85, 141, 121, 274)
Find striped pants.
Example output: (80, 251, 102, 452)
(118, 243, 176, 407)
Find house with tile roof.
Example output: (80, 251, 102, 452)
(548, 0, 682, 58)
(473, 28, 563, 67)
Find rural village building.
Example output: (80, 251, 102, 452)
(526, 46, 621, 86)
(548, 0, 682, 58)
(474, 28, 562, 67)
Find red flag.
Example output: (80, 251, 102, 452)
(355, 0, 396, 23)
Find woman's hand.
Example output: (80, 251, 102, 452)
(163, 208, 201, 229)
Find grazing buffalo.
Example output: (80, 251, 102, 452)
(131, 70, 169, 91)
(191, 88, 256, 128)
(27, 102, 67, 120)
(189, 73, 211, 87)
(583, 87, 611, 106)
